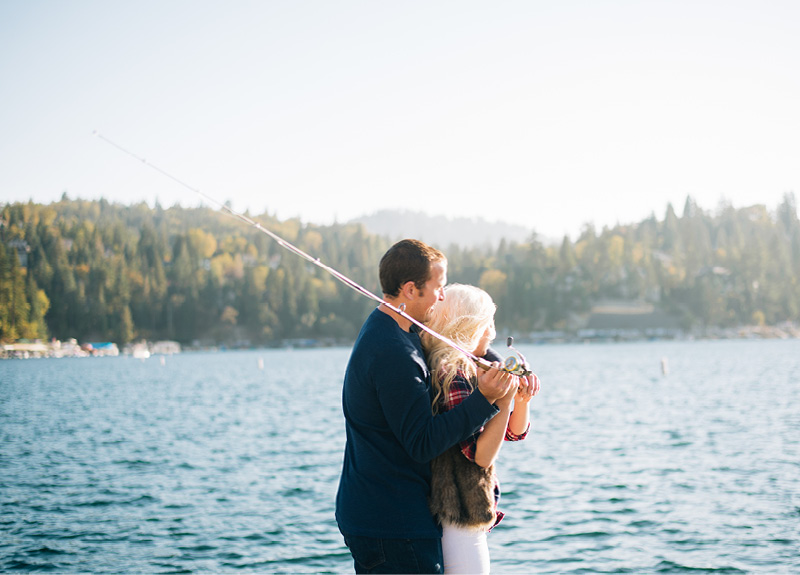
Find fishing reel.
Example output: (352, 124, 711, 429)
(502, 354, 531, 377)
(474, 337, 532, 376)
(502, 337, 532, 377)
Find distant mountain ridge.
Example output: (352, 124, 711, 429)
(350, 210, 535, 249)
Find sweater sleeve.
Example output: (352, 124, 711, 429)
(438, 348, 506, 462)
(375, 343, 498, 464)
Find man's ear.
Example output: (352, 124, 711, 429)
(400, 280, 417, 299)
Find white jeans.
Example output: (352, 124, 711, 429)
(441, 523, 490, 574)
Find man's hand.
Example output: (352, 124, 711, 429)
(476, 363, 517, 404)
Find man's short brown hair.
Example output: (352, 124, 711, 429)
(379, 239, 446, 297)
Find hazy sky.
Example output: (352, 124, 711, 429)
(2, 0, 798, 240)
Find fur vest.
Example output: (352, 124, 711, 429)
(428, 443, 497, 530)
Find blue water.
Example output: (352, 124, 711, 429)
(1, 339, 798, 574)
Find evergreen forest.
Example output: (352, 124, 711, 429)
(1, 194, 799, 346)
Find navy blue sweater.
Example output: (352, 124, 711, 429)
(335, 308, 499, 539)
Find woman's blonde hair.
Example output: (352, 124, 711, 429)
(422, 284, 496, 413)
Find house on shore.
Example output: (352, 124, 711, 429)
(578, 301, 683, 341)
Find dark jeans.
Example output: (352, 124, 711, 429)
(341, 532, 443, 574)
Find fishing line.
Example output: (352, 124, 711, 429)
(92, 131, 518, 373)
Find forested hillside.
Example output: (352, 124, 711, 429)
(352, 209, 533, 248)
(1, 194, 798, 345)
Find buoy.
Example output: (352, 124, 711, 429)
(661, 357, 669, 376)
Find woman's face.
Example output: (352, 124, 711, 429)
(473, 319, 496, 357)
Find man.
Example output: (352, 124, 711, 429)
(336, 239, 517, 574)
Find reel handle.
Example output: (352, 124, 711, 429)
(474, 355, 531, 377)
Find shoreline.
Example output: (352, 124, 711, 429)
(2, 323, 798, 359)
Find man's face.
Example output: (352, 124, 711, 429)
(409, 260, 447, 323)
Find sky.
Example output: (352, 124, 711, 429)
(1, 0, 799, 241)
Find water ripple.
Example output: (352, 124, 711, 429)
(1, 342, 799, 573)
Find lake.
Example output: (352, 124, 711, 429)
(1, 339, 798, 573)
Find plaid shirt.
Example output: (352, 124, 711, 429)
(437, 367, 530, 528)
(441, 368, 530, 461)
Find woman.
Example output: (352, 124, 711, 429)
(422, 284, 540, 574)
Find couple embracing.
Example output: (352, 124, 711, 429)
(336, 239, 541, 574)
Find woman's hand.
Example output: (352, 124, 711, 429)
(514, 372, 540, 406)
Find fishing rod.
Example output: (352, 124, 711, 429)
(93, 131, 530, 376)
